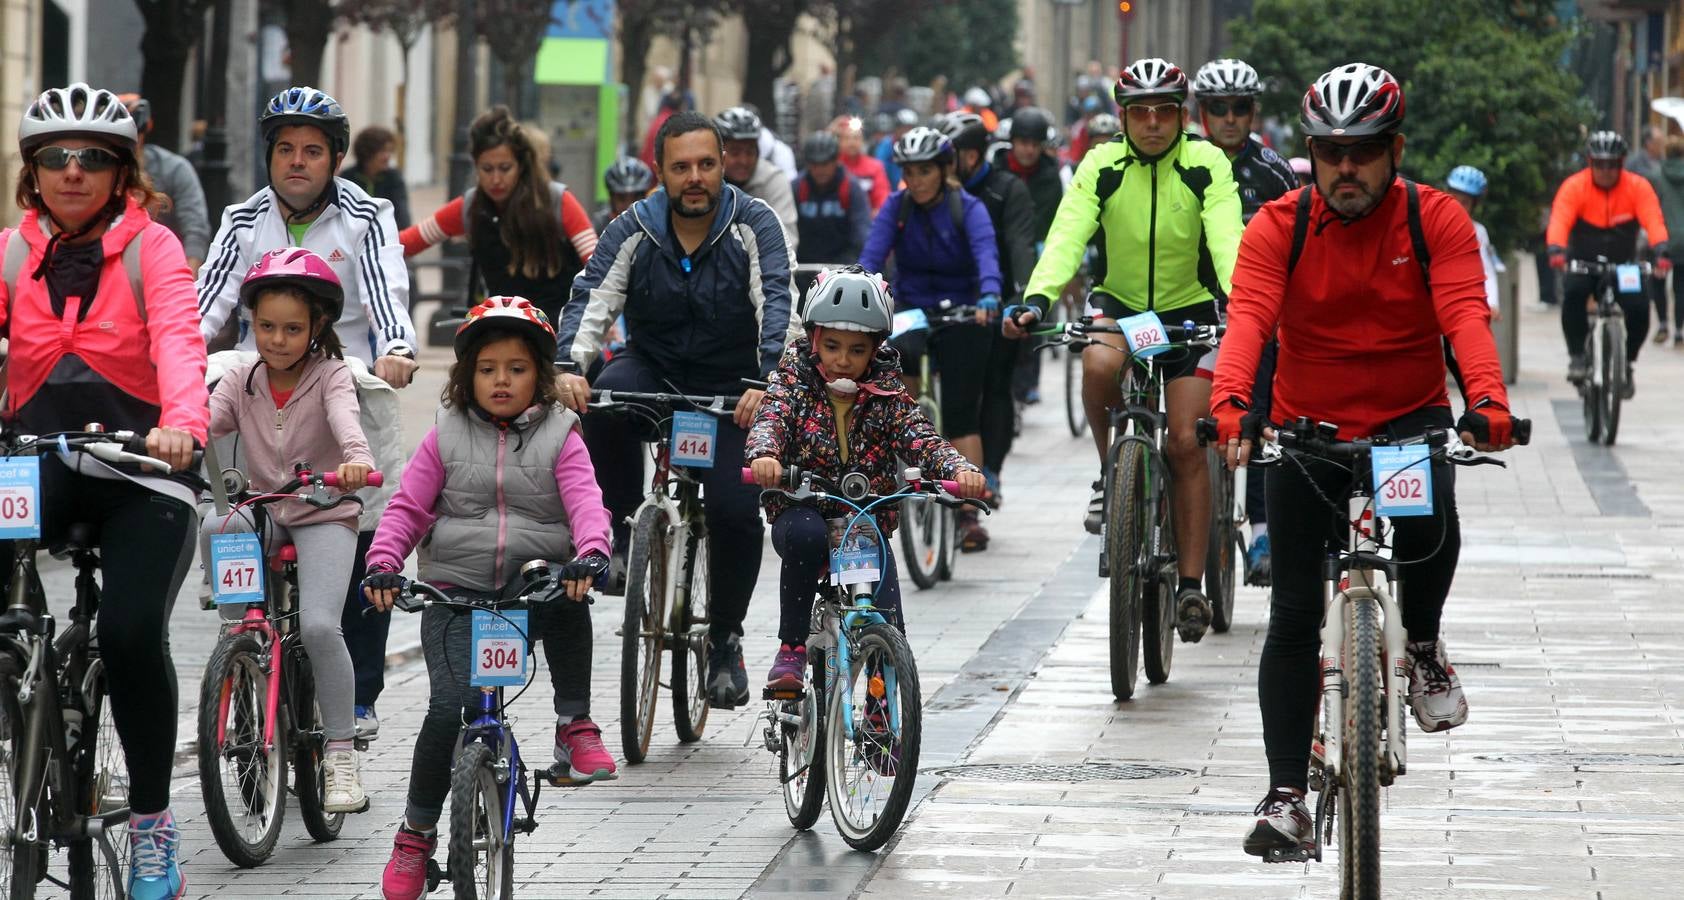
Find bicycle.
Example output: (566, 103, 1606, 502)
(1204, 444, 1247, 632)
(1567, 256, 1649, 445)
(1196, 415, 1530, 898)
(383, 566, 585, 900)
(587, 386, 753, 764)
(0, 428, 198, 899)
(746, 466, 989, 851)
(1032, 315, 1224, 700)
(196, 465, 383, 868)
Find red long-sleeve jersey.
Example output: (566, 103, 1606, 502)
(1211, 181, 1506, 439)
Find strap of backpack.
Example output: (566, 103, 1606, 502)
(837, 172, 850, 210)
(1286, 186, 1313, 278)
(0, 226, 145, 321)
(797, 176, 810, 205)
(123, 234, 146, 322)
(947, 188, 966, 240)
(461, 187, 478, 243)
(1, 230, 25, 303)
(1403, 178, 1432, 290)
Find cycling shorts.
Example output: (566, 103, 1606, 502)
(1084, 293, 1219, 382)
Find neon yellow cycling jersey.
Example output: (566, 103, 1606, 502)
(1025, 132, 1242, 314)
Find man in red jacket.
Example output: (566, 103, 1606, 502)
(830, 115, 890, 212)
(1208, 63, 1523, 861)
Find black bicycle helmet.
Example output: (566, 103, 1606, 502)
(1585, 130, 1628, 161)
(715, 106, 762, 141)
(892, 126, 954, 165)
(1115, 58, 1189, 105)
(939, 112, 991, 154)
(1299, 63, 1404, 138)
(1009, 107, 1053, 143)
(802, 130, 840, 164)
(603, 156, 654, 195)
(260, 86, 350, 157)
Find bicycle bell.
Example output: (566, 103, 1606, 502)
(221, 468, 248, 496)
(519, 558, 553, 588)
(840, 471, 872, 501)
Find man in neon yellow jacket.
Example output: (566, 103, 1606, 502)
(1007, 57, 1242, 644)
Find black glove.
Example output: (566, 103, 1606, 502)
(361, 565, 408, 595)
(559, 550, 611, 583)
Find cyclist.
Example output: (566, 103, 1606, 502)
(875, 107, 920, 190)
(1205, 63, 1521, 858)
(401, 106, 597, 324)
(1007, 57, 1242, 642)
(556, 111, 794, 710)
(833, 115, 891, 212)
(363, 297, 613, 900)
(118, 93, 210, 271)
(199, 248, 374, 814)
(859, 126, 1003, 550)
(1547, 130, 1669, 394)
(1444, 165, 1504, 318)
(994, 107, 1066, 406)
(1, 82, 208, 900)
(793, 129, 871, 263)
(962, 86, 1000, 133)
(718, 105, 801, 255)
(1644, 135, 1684, 346)
(594, 156, 655, 233)
(746, 267, 984, 690)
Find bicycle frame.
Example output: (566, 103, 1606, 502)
(456, 685, 542, 843)
(1102, 359, 1175, 580)
(633, 442, 706, 648)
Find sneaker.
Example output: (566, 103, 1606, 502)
(958, 509, 989, 552)
(382, 826, 438, 900)
(1083, 481, 1104, 535)
(354, 704, 380, 741)
(1407, 639, 1468, 732)
(1023, 388, 1041, 405)
(1175, 586, 1211, 643)
(1621, 366, 1636, 400)
(1567, 354, 1588, 385)
(1656, 326, 1671, 344)
(555, 717, 618, 782)
(126, 809, 185, 900)
(1245, 532, 1271, 585)
(708, 634, 750, 709)
(1673, 332, 1682, 348)
(1242, 788, 1313, 859)
(766, 644, 806, 691)
(322, 748, 369, 813)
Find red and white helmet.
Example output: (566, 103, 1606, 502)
(454, 296, 557, 359)
(1299, 63, 1404, 138)
(239, 247, 344, 321)
(1114, 58, 1188, 104)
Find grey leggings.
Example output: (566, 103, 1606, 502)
(200, 511, 358, 741)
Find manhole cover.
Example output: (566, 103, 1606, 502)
(1476, 753, 1684, 767)
(930, 763, 1193, 782)
(1525, 571, 1651, 580)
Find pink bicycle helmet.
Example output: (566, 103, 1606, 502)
(239, 247, 345, 321)
(454, 296, 557, 359)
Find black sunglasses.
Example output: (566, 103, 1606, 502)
(1202, 98, 1255, 119)
(33, 146, 123, 173)
(1589, 159, 1623, 170)
(1309, 138, 1391, 166)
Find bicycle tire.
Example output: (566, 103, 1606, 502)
(1106, 440, 1146, 700)
(1340, 595, 1384, 900)
(935, 503, 959, 581)
(620, 505, 667, 764)
(1205, 449, 1237, 634)
(197, 632, 287, 868)
(68, 658, 126, 900)
(290, 648, 346, 842)
(0, 655, 42, 900)
(1581, 330, 1603, 443)
(448, 742, 514, 900)
(781, 647, 827, 831)
(825, 623, 921, 852)
(671, 530, 711, 743)
(1601, 315, 1624, 445)
(897, 497, 942, 590)
(1062, 299, 1087, 438)
(1141, 454, 1176, 685)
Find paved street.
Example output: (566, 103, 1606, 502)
(31, 295, 1684, 899)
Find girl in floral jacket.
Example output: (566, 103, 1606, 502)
(747, 267, 985, 690)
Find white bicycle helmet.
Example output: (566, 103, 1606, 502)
(1193, 59, 1263, 98)
(1300, 63, 1404, 138)
(964, 87, 993, 109)
(715, 106, 762, 142)
(19, 83, 137, 155)
(1115, 58, 1189, 104)
(892, 127, 954, 165)
(802, 266, 895, 334)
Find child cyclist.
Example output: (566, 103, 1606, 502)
(359, 296, 613, 900)
(747, 266, 986, 690)
(200, 247, 375, 813)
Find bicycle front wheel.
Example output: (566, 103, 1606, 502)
(1106, 442, 1146, 700)
(1600, 316, 1625, 445)
(1338, 596, 1384, 900)
(448, 742, 514, 900)
(1141, 459, 1176, 686)
(69, 658, 127, 900)
(897, 496, 942, 590)
(1581, 330, 1603, 443)
(289, 649, 346, 842)
(1061, 299, 1087, 438)
(1205, 449, 1238, 634)
(620, 505, 668, 763)
(781, 647, 827, 831)
(671, 530, 711, 743)
(825, 623, 921, 852)
(0, 654, 41, 900)
(197, 632, 287, 868)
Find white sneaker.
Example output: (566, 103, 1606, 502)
(322, 748, 369, 813)
(1243, 788, 1313, 859)
(1083, 481, 1104, 535)
(354, 704, 380, 741)
(1407, 639, 1468, 733)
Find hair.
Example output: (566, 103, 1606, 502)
(351, 125, 397, 165)
(1666, 136, 1684, 160)
(467, 106, 563, 280)
(250, 284, 346, 360)
(442, 326, 561, 412)
(521, 121, 562, 179)
(655, 111, 724, 169)
(14, 145, 161, 218)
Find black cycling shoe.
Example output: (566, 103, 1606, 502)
(707, 634, 750, 709)
(1175, 587, 1211, 644)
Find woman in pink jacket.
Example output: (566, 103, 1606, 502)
(199, 247, 375, 817)
(0, 84, 207, 898)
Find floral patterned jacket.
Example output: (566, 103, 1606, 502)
(746, 337, 974, 533)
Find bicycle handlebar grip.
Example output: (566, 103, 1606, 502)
(938, 479, 961, 494)
(321, 470, 385, 488)
(1194, 417, 1218, 447)
(1512, 418, 1532, 446)
(740, 467, 756, 485)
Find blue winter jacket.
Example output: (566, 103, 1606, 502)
(858, 187, 1002, 310)
(558, 184, 795, 392)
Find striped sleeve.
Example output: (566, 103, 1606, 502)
(344, 193, 418, 353)
(399, 195, 467, 257)
(559, 214, 639, 370)
(559, 189, 598, 263)
(196, 195, 267, 342)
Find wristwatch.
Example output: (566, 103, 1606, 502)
(385, 344, 418, 366)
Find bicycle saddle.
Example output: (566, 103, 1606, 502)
(47, 522, 96, 561)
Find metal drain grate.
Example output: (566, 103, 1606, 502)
(1476, 752, 1684, 767)
(1525, 571, 1651, 580)
(930, 763, 1193, 782)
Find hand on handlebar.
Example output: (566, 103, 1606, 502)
(733, 388, 766, 430)
(556, 550, 610, 602)
(145, 427, 197, 473)
(1455, 400, 1526, 452)
(952, 469, 988, 499)
(361, 566, 408, 612)
(1002, 302, 1042, 340)
(335, 462, 373, 492)
(558, 372, 592, 413)
(750, 456, 783, 488)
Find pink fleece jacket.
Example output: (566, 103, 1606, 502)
(365, 425, 611, 574)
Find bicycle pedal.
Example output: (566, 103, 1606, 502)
(1262, 844, 1314, 864)
(426, 858, 446, 892)
(540, 765, 586, 787)
(353, 738, 370, 752)
(762, 687, 803, 701)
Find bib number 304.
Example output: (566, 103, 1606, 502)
(1371, 445, 1434, 517)
(470, 609, 529, 687)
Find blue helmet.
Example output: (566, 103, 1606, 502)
(260, 86, 350, 157)
(1446, 165, 1487, 198)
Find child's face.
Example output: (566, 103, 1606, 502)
(473, 335, 538, 418)
(815, 327, 877, 380)
(251, 292, 317, 371)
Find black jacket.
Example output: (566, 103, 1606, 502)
(962, 162, 1037, 301)
(991, 147, 1064, 243)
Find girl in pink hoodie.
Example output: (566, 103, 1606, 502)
(200, 248, 375, 815)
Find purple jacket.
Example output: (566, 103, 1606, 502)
(858, 187, 1002, 309)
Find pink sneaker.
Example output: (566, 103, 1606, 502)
(381, 827, 436, 900)
(555, 717, 618, 783)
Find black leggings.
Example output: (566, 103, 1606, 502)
(1258, 406, 1460, 792)
(1243, 340, 1279, 526)
(891, 320, 992, 436)
(980, 328, 1020, 473)
(0, 461, 196, 814)
(1563, 272, 1649, 362)
(1651, 269, 1684, 331)
(772, 507, 903, 646)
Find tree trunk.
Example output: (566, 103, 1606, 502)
(742, 2, 800, 120)
(286, 14, 334, 87)
(139, 28, 194, 153)
(619, 13, 654, 151)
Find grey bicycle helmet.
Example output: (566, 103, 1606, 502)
(1585, 130, 1628, 161)
(801, 130, 840, 164)
(260, 86, 350, 156)
(1299, 63, 1404, 138)
(1115, 58, 1188, 104)
(892, 126, 954, 165)
(603, 156, 654, 194)
(715, 106, 762, 141)
(19, 83, 137, 155)
(803, 265, 895, 334)
(1086, 113, 1121, 140)
(894, 108, 920, 128)
(964, 87, 993, 109)
(1193, 59, 1263, 97)
(939, 112, 991, 153)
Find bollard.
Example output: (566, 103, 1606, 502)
(1497, 252, 1520, 384)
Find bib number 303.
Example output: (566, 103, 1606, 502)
(0, 458, 41, 540)
(1371, 445, 1434, 517)
(470, 609, 529, 687)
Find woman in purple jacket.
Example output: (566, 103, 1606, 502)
(858, 126, 1002, 548)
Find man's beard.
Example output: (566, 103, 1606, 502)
(673, 187, 720, 218)
(1324, 178, 1380, 217)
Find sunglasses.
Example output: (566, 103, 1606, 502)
(1589, 159, 1623, 170)
(1125, 102, 1182, 123)
(1309, 138, 1391, 166)
(33, 146, 122, 173)
(1202, 98, 1255, 119)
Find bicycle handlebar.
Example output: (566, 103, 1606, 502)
(1030, 319, 1224, 350)
(588, 389, 751, 414)
(319, 470, 384, 488)
(383, 569, 564, 615)
(1566, 258, 1654, 277)
(5, 429, 204, 474)
(739, 465, 988, 512)
(1193, 417, 1529, 465)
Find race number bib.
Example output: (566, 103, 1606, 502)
(470, 609, 528, 687)
(670, 411, 717, 468)
(0, 458, 41, 539)
(209, 532, 265, 605)
(891, 309, 929, 337)
(828, 518, 883, 586)
(1615, 264, 1643, 294)
(1117, 311, 1170, 358)
(1371, 445, 1434, 518)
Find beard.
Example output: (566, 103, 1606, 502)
(1324, 177, 1381, 217)
(672, 185, 720, 218)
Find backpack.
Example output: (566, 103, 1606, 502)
(797, 171, 852, 211)
(1, 226, 147, 320)
(461, 181, 584, 274)
(894, 187, 967, 242)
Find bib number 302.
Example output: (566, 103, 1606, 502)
(470, 609, 528, 687)
(1371, 445, 1434, 517)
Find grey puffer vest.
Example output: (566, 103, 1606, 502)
(419, 403, 578, 590)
